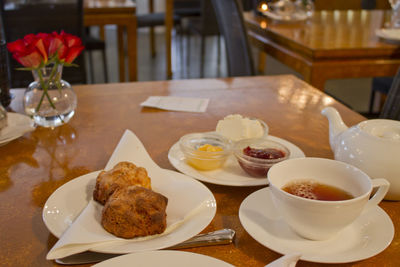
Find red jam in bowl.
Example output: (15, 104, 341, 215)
(238, 146, 287, 177)
(243, 146, 286, 159)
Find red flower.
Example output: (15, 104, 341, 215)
(60, 31, 84, 63)
(48, 31, 84, 63)
(48, 32, 68, 59)
(7, 31, 84, 67)
(7, 35, 48, 68)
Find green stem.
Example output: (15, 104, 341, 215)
(34, 63, 65, 124)
(35, 63, 59, 112)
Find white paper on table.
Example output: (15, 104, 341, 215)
(46, 130, 211, 260)
(140, 96, 209, 113)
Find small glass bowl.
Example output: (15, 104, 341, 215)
(233, 138, 290, 177)
(179, 132, 232, 171)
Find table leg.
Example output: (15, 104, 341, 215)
(165, 0, 173, 79)
(127, 16, 137, 81)
(304, 70, 326, 92)
(257, 51, 266, 73)
(100, 26, 105, 40)
(117, 26, 125, 82)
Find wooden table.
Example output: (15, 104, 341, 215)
(1, 76, 398, 266)
(84, 0, 137, 82)
(244, 10, 400, 91)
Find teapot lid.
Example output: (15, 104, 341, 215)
(359, 119, 400, 141)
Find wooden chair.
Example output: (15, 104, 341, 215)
(211, 0, 255, 76)
(184, 0, 221, 77)
(380, 67, 400, 120)
(85, 29, 108, 83)
(138, 0, 200, 58)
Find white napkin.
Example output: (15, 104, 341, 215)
(265, 253, 301, 267)
(46, 130, 210, 259)
(140, 96, 209, 113)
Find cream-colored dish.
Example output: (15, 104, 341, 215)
(169, 135, 305, 186)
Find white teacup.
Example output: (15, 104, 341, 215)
(268, 157, 390, 240)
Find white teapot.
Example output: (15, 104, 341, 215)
(321, 107, 400, 200)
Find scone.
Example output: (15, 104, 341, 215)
(93, 161, 151, 205)
(101, 186, 168, 238)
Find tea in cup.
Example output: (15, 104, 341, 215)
(267, 157, 389, 240)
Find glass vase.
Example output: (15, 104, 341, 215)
(23, 64, 77, 128)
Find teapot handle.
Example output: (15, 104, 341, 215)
(365, 178, 390, 210)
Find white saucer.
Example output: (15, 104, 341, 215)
(168, 135, 305, 187)
(93, 250, 233, 267)
(262, 11, 307, 22)
(239, 188, 394, 263)
(376, 28, 400, 43)
(0, 112, 35, 145)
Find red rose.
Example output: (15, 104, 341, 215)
(7, 35, 48, 68)
(36, 32, 52, 53)
(7, 31, 83, 67)
(59, 31, 84, 63)
(48, 31, 68, 59)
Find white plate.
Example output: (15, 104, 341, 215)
(168, 135, 305, 187)
(239, 188, 394, 263)
(43, 169, 217, 254)
(262, 11, 307, 22)
(93, 250, 233, 267)
(376, 28, 400, 43)
(0, 112, 35, 145)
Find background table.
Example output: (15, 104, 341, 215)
(1, 75, 398, 266)
(84, 0, 137, 82)
(245, 10, 400, 91)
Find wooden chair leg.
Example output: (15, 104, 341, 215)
(88, 51, 94, 83)
(257, 51, 266, 74)
(380, 93, 387, 111)
(200, 34, 206, 78)
(99, 26, 105, 41)
(369, 89, 376, 113)
(102, 49, 108, 83)
(149, 0, 156, 58)
(217, 35, 221, 70)
(150, 26, 156, 58)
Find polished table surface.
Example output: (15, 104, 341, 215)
(84, 0, 137, 82)
(1, 75, 399, 266)
(245, 10, 400, 91)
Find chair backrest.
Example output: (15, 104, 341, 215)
(380, 68, 400, 120)
(0, 0, 87, 87)
(210, 0, 255, 77)
(200, 0, 220, 36)
(174, 0, 202, 11)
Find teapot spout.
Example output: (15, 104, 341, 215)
(321, 107, 348, 149)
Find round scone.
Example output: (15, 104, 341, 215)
(93, 161, 151, 205)
(101, 186, 168, 239)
